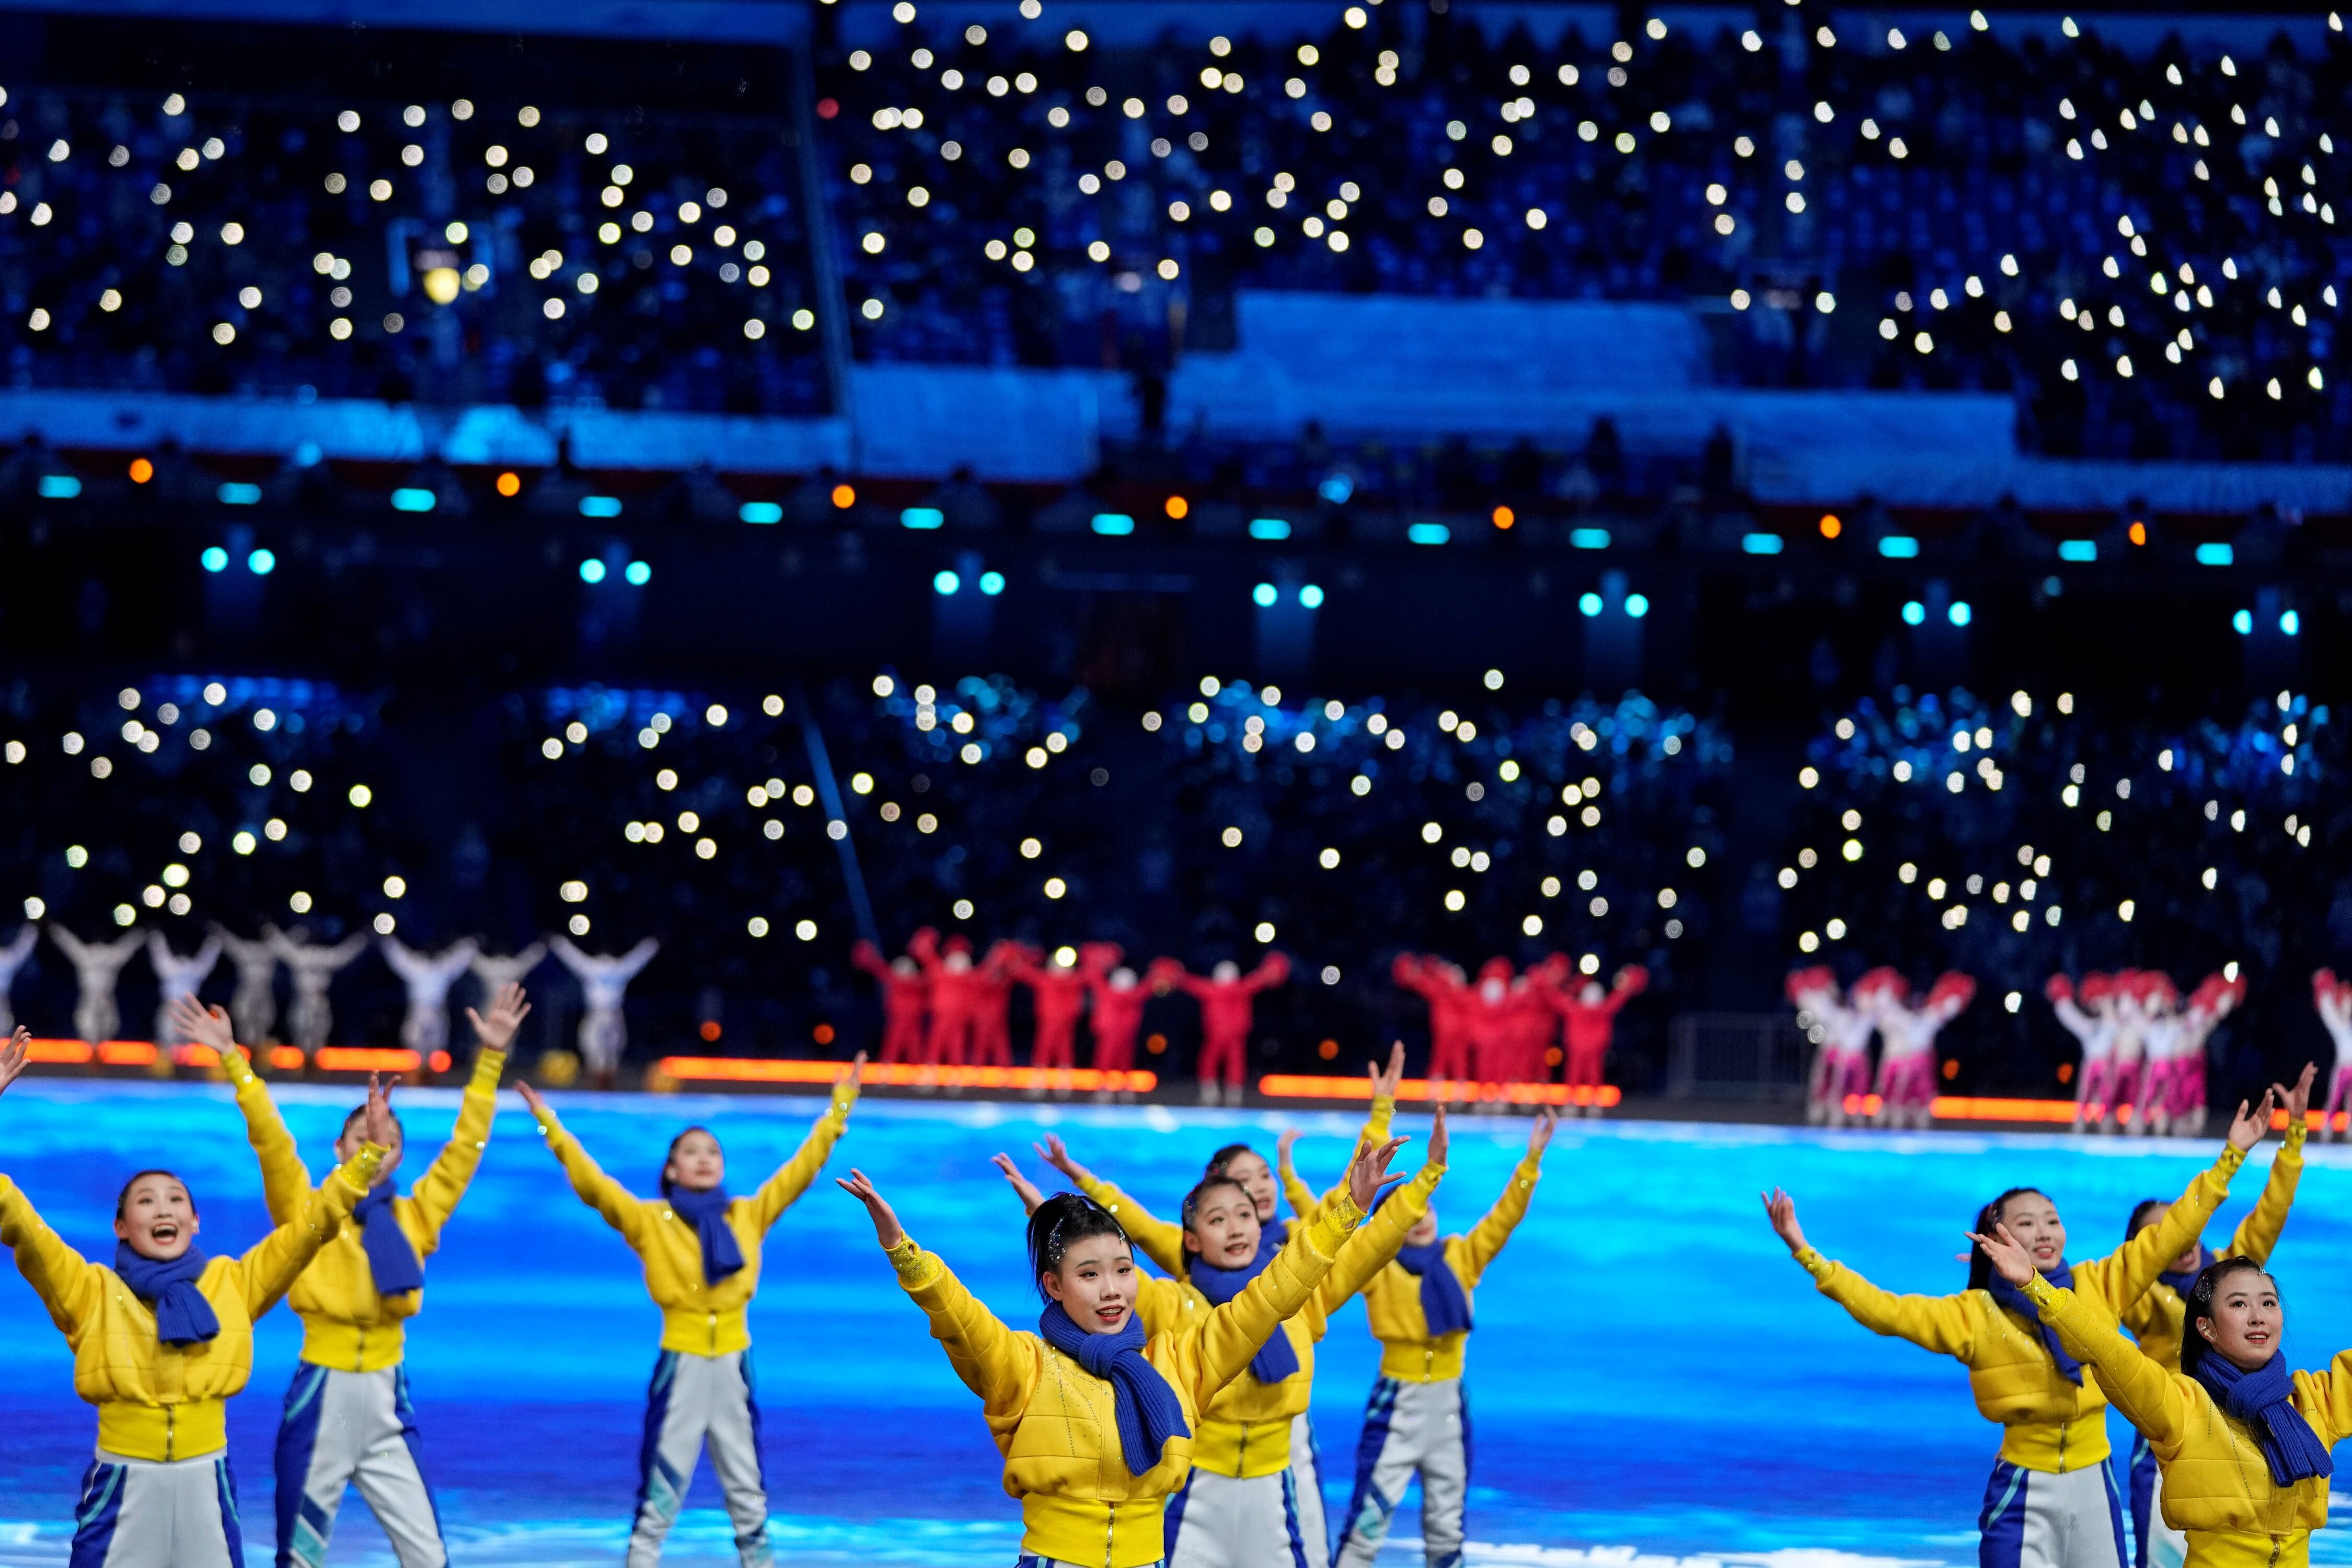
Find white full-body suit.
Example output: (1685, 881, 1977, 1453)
(551, 936, 659, 1078)
(0, 925, 37, 1035)
(469, 941, 547, 1007)
(214, 926, 282, 1044)
(270, 930, 370, 1051)
(49, 927, 143, 1043)
(146, 932, 223, 1048)
(379, 937, 480, 1057)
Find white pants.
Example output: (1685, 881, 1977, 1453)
(630, 1348, 771, 1567)
(1979, 1457, 2128, 1568)
(583, 1007, 628, 1074)
(1336, 1378, 1468, 1568)
(70, 1448, 242, 1568)
(1168, 1468, 1322, 1568)
(1290, 1412, 1328, 1565)
(274, 1362, 445, 1568)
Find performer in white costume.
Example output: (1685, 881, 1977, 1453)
(49, 926, 143, 1043)
(379, 938, 480, 1058)
(551, 936, 659, 1087)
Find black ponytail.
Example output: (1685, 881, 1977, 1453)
(2180, 1256, 2272, 1378)
(1966, 1187, 2047, 1290)
(1026, 1192, 1129, 1300)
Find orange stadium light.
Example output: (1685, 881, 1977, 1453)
(656, 1057, 1156, 1094)
(269, 1046, 306, 1071)
(26, 1038, 93, 1064)
(1258, 1074, 1619, 1108)
(97, 1041, 158, 1066)
(314, 1047, 422, 1073)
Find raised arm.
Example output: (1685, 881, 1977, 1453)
(1315, 1112, 1449, 1319)
(1037, 1132, 1185, 1275)
(1185, 1135, 1397, 1402)
(747, 1055, 863, 1232)
(614, 938, 660, 983)
(402, 984, 528, 1247)
(2227, 1067, 2312, 1266)
(851, 941, 894, 984)
(1973, 1222, 2192, 1450)
(1282, 1044, 1405, 1218)
(1763, 1185, 1978, 1357)
(1604, 965, 1650, 1016)
(380, 939, 426, 984)
(0, 1172, 102, 1334)
(1243, 953, 1291, 994)
(840, 1168, 1037, 1425)
(236, 1079, 391, 1313)
(174, 997, 313, 1225)
(1454, 1109, 1553, 1286)
(2075, 1096, 2264, 1313)
(516, 1082, 654, 1248)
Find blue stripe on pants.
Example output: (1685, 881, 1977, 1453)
(2100, 1455, 2130, 1568)
(1281, 1468, 1310, 1568)
(632, 1351, 685, 1536)
(2127, 1436, 2156, 1568)
(1978, 1460, 2032, 1568)
(67, 1461, 126, 1568)
(274, 1361, 330, 1568)
(1342, 1376, 1402, 1554)
(390, 1365, 449, 1548)
(1162, 1469, 1195, 1562)
(215, 1454, 246, 1566)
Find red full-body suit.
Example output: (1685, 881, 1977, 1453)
(1393, 954, 1475, 1081)
(1009, 947, 1097, 1071)
(969, 945, 1021, 1069)
(1082, 942, 1152, 1075)
(909, 929, 1004, 1067)
(1169, 954, 1289, 1090)
(851, 938, 931, 1065)
(1549, 964, 1649, 1096)
(1462, 959, 1528, 1086)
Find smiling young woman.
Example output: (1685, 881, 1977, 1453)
(1763, 1091, 2278, 1568)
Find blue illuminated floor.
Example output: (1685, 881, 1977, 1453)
(1, 1082, 2348, 1566)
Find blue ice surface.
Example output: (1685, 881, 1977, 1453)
(1, 1082, 2349, 1567)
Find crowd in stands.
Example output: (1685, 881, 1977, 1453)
(0, 669, 1727, 1084)
(0, 25, 827, 412)
(817, 6, 2350, 459)
(1779, 683, 2342, 1099)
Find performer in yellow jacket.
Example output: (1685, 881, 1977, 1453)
(997, 1104, 1447, 1568)
(170, 984, 527, 1568)
(1762, 1090, 2277, 1568)
(517, 1054, 862, 1568)
(2118, 1065, 2314, 1568)
(0, 1027, 390, 1568)
(1032, 1042, 1405, 1557)
(838, 1126, 1405, 1568)
(1970, 1158, 2349, 1568)
(1334, 1108, 1555, 1568)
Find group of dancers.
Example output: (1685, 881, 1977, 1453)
(0, 1013, 1551, 1568)
(2048, 971, 2246, 1136)
(0, 923, 661, 1086)
(1789, 965, 1978, 1127)
(1392, 954, 1647, 1107)
(1764, 1063, 2343, 1568)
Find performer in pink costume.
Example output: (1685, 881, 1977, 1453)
(1864, 968, 1974, 1129)
(2048, 971, 2120, 1132)
(1790, 966, 1867, 1126)
(2315, 969, 2352, 1141)
(2165, 971, 2243, 1136)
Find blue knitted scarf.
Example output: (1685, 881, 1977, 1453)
(666, 1185, 746, 1286)
(353, 1183, 424, 1297)
(1039, 1301, 1190, 1477)
(2160, 1245, 2216, 1298)
(1394, 1238, 1473, 1337)
(113, 1243, 220, 1345)
(1989, 1263, 2083, 1385)
(2196, 1350, 2336, 1486)
(1189, 1254, 1302, 1385)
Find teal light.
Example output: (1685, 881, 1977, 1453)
(217, 482, 261, 505)
(1406, 522, 1450, 546)
(901, 507, 945, 530)
(1877, 536, 1920, 559)
(579, 495, 623, 518)
(739, 502, 783, 524)
(1249, 518, 1292, 540)
(1090, 513, 1136, 536)
(1741, 533, 1783, 555)
(391, 488, 436, 513)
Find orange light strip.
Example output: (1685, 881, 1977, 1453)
(1258, 1076, 1622, 1107)
(26, 1037, 93, 1064)
(96, 1041, 158, 1066)
(313, 1047, 422, 1073)
(269, 1046, 306, 1071)
(655, 1057, 1158, 1093)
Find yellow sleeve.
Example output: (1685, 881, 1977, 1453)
(1076, 1174, 1187, 1277)
(1797, 1248, 1979, 1358)
(1187, 1192, 1362, 1404)
(2303, 1352, 2352, 1447)
(2026, 1273, 2192, 1450)
(236, 1143, 384, 1317)
(746, 1080, 859, 1233)
(402, 1050, 505, 1252)
(534, 1103, 655, 1249)
(1311, 1159, 1443, 1329)
(1287, 1096, 1399, 1220)
(1455, 1152, 1541, 1287)
(2224, 1127, 2303, 1266)
(221, 1047, 314, 1227)
(0, 1174, 101, 1335)
(1280, 1147, 1318, 1221)
(888, 1233, 1039, 1427)
(2076, 1144, 2246, 1315)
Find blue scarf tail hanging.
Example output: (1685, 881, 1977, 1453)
(2196, 1351, 2336, 1486)
(1189, 1255, 1302, 1384)
(1039, 1301, 1190, 1475)
(666, 1185, 746, 1286)
(113, 1244, 221, 1345)
(353, 1183, 425, 1297)
(1988, 1263, 2084, 1385)
(1394, 1239, 1473, 1337)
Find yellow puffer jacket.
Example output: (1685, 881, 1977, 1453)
(887, 1191, 1364, 1568)
(228, 1046, 507, 1371)
(533, 1082, 856, 1354)
(0, 1144, 383, 1462)
(1796, 1142, 2245, 1472)
(2124, 1126, 2304, 1373)
(2027, 1268, 2352, 1568)
(1359, 1149, 1544, 1382)
(1131, 1158, 1445, 1478)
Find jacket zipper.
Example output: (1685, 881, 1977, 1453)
(1103, 1502, 1116, 1568)
(708, 1311, 719, 1353)
(353, 1328, 368, 1373)
(164, 1403, 176, 1461)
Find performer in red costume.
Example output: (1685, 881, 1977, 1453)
(907, 928, 1013, 1077)
(1079, 942, 1155, 1101)
(1548, 963, 1648, 1114)
(969, 943, 1021, 1069)
(1165, 953, 1289, 1105)
(1393, 953, 1474, 1089)
(851, 936, 931, 1066)
(1007, 945, 1098, 1091)
(1462, 958, 1527, 1093)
